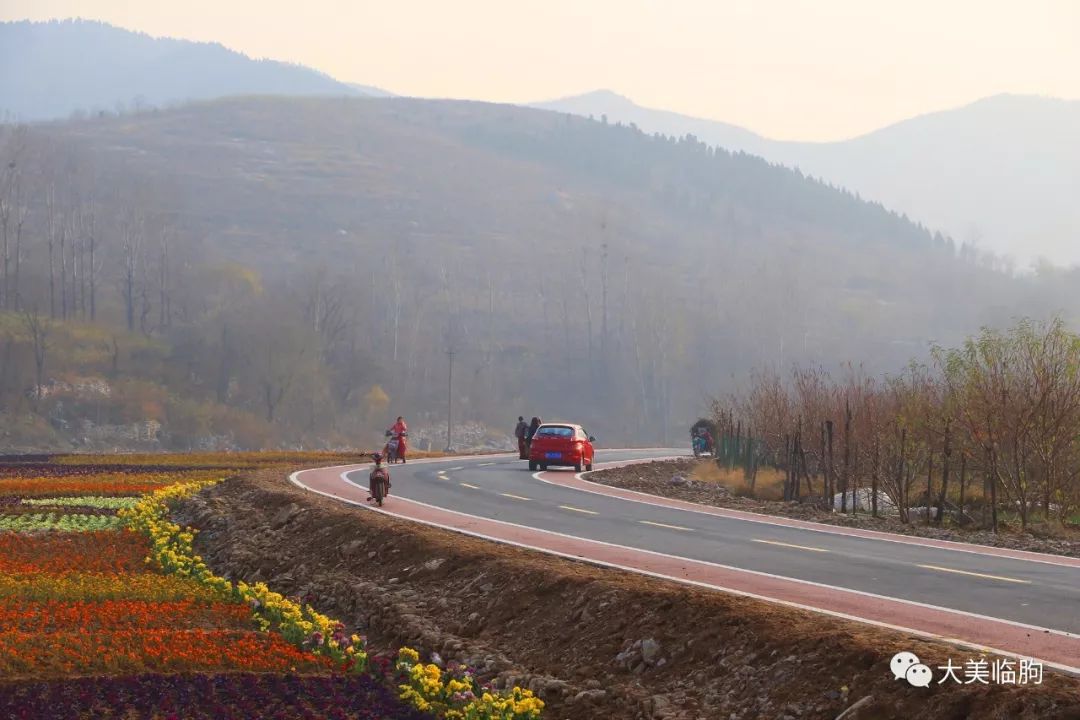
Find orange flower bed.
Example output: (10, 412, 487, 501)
(0, 629, 333, 677)
(0, 471, 222, 497)
(0, 532, 151, 575)
(0, 600, 252, 632)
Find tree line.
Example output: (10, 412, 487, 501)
(0, 120, 700, 449)
(4, 99, 1080, 451)
(714, 318, 1080, 531)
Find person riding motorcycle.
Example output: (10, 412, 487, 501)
(368, 453, 391, 502)
(385, 416, 408, 463)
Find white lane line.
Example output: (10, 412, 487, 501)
(293, 467, 1080, 676)
(478, 462, 495, 467)
(753, 538, 830, 553)
(460, 482, 479, 490)
(918, 564, 1031, 585)
(560, 505, 598, 516)
(449, 467, 464, 471)
(501, 493, 531, 501)
(640, 520, 693, 532)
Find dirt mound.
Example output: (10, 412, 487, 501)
(592, 460, 1080, 558)
(176, 468, 1080, 720)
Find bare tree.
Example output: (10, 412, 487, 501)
(21, 306, 49, 410)
(119, 208, 144, 332)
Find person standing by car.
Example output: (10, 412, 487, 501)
(514, 416, 528, 459)
(525, 416, 542, 455)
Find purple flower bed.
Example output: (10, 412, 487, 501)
(0, 673, 431, 720)
(0, 495, 20, 507)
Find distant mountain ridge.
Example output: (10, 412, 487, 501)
(533, 89, 771, 156)
(0, 19, 391, 120)
(533, 90, 1080, 267)
(4, 19, 1076, 265)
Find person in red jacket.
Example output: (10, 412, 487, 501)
(387, 416, 408, 463)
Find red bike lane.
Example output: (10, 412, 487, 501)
(291, 460, 1080, 674)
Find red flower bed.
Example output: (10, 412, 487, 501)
(0, 531, 151, 574)
(0, 599, 252, 632)
(0, 629, 334, 677)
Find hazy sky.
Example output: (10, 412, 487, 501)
(4, 0, 1078, 140)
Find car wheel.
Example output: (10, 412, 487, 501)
(540, 463, 547, 471)
(585, 462, 593, 472)
(528, 460, 537, 471)
(574, 462, 582, 473)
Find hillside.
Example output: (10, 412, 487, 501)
(532, 89, 772, 157)
(534, 91, 1080, 267)
(3, 96, 1076, 450)
(0, 19, 377, 120)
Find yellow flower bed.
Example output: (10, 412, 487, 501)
(123, 479, 544, 718)
(0, 572, 222, 602)
(395, 648, 545, 720)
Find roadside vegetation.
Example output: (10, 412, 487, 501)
(712, 317, 1080, 535)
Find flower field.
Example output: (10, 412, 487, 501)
(0, 454, 544, 719)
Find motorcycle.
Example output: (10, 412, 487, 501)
(384, 430, 408, 464)
(370, 465, 390, 507)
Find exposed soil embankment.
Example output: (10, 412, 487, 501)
(177, 469, 1080, 720)
(591, 460, 1080, 559)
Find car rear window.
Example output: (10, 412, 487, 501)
(536, 425, 574, 438)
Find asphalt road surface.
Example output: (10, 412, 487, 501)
(338, 449, 1079, 636)
(289, 448, 1080, 669)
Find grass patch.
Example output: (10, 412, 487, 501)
(689, 462, 787, 501)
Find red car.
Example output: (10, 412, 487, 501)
(528, 423, 595, 472)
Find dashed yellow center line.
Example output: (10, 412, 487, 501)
(640, 520, 693, 532)
(501, 493, 530, 501)
(559, 505, 598, 515)
(460, 482, 479, 489)
(917, 564, 1030, 584)
(753, 539, 830, 553)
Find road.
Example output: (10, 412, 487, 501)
(290, 449, 1080, 672)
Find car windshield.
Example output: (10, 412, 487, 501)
(536, 426, 574, 438)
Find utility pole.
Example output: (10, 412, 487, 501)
(445, 348, 455, 452)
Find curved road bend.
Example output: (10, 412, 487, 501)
(290, 449, 1080, 672)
